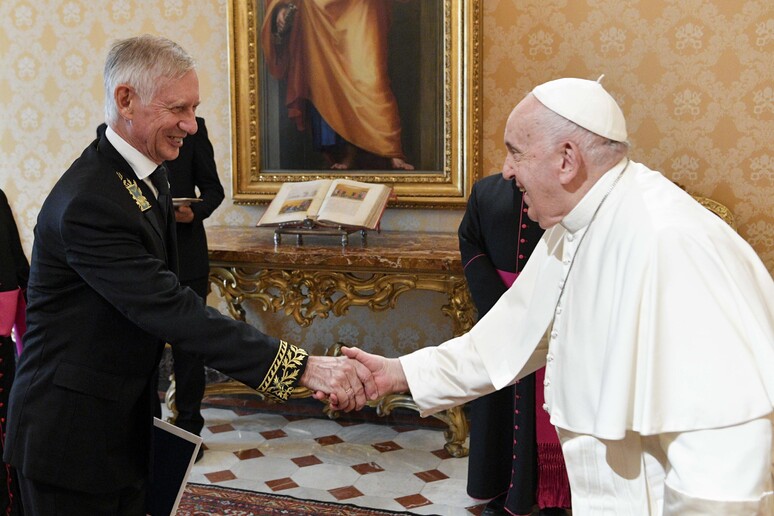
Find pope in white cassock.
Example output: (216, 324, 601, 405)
(337, 77, 774, 515)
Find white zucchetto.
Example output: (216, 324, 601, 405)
(531, 76, 628, 142)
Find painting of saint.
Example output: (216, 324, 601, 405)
(259, 0, 442, 172)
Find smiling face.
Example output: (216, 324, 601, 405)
(501, 96, 570, 229)
(117, 70, 200, 164)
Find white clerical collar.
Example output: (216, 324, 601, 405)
(561, 157, 629, 234)
(104, 125, 158, 181)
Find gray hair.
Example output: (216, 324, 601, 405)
(533, 94, 629, 168)
(103, 34, 196, 125)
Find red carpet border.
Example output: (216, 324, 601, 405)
(177, 483, 421, 515)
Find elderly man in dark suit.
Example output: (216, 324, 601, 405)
(98, 115, 225, 452)
(4, 35, 376, 515)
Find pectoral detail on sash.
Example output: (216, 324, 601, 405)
(257, 339, 309, 402)
(116, 171, 151, 212)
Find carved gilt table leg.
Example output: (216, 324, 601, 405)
(195, 266, 476, 457)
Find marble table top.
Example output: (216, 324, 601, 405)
(206, 226, 464, 274)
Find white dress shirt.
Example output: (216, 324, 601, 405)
(105, 125, 160, 197)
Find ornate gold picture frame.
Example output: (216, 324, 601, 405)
(228, 0, 482, 208)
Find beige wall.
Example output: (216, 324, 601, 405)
(481, 0, 774, 272)
(1, 1, 771, 355)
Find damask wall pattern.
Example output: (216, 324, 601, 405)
(481, 0, 773, 272)
(0, 0, 771, 357)
(0, 0, 460, 357)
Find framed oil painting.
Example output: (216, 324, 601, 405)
(228, 0, 482, 207)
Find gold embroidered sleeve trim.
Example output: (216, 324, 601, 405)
(256, 340, 308, 402)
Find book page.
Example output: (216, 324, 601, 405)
(257, 179, 331, 226)
(317, 179, 391, 229)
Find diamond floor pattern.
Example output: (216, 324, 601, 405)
(168, 399, 490, 515)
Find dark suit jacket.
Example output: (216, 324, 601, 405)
(0, 189, 29, 294)
(4, 134, 306, 494)
(165, 117, 224, 283)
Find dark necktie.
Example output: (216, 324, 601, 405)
(149, 164, 178, 270)
(150, 164, 171, 224)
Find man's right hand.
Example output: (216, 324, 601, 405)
(300, 355, 378, 412)
(338, 346, 410, 404)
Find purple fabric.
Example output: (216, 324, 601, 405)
(496, 269, 519, 288)
(495, 269, 571, 509)
(0, 288, 26, 355)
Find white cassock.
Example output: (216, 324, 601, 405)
(400, 158, 774, 514)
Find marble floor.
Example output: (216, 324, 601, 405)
(165, 394, 491, 515)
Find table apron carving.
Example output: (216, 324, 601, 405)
(209, 266, 474, 337)
(188, 227, 475, 456)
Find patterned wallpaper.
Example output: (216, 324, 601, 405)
(480, 0, 774, 273)
(0, 1, 771, 356)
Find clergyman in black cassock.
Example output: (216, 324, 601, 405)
(459, 173, 570, 515)
(0, 188, 28, 516)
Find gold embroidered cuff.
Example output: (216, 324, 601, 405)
(256, 340, 308, 402)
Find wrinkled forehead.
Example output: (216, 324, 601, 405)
(154, 70, 200, 103)
(504, 95, 542, 145)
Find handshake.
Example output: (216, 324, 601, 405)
(298, 347, 410, 412)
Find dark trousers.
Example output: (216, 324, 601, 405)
(170, 277, 208, 435)
(18, 472, 146, 516)
(466, 384, 516, 499)
(466, 375, 539, 515)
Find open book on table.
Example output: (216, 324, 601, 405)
(257, 179, 392, 230)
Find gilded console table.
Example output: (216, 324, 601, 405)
(201, 226, 475, 456)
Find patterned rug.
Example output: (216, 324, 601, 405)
(177, 483, 416, 515)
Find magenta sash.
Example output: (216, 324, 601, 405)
(0, 288, 26, 355)
(497, 268, 571, 508)
(496, 269, 519, 288)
